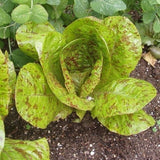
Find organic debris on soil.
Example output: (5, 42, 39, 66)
(4, 58, 160, 160)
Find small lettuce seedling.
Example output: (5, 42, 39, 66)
(15, 16, 157, 136)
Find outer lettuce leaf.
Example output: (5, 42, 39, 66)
(98, 110, 155, 136)
(15, 63, 72, 129)
(0, 119, 5, 153)
(75, 110, 86, 122)
(0, 51, 10, 117)
(92, 78, 157, 118)
(98, 16, 142, 87)
(16, 22, 55, 60)
(5, 52, 16, 106)
(0, 138, 49, 160)
(0, 51, 13, 117)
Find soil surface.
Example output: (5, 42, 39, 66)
(4, 58, 160, 160)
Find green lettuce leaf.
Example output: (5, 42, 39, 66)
(90, 0, 126, 16)
(5, 52, 16, 106)
(92, 78, 157, 118)
(97, 16, 142, 88)
(16, 22, 55, 60)
(15, 63, 72, 129)
(75, 110, 86, 122)
(0, 138, 49, 160)
(0, 119, 5, 153)
(0, 51, 12, 117)
(98, 110, 155, 136)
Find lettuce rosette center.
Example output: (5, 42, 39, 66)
(61, 37, 103, 97)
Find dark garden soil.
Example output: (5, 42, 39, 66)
(4, 58, 160, 160)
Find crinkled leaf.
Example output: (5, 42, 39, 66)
(11, 4, 48, 24)
(15, 63, 72, 129)
(0, 0, 15, 13)
(73, 0, 89, 18)
(11, 0, 30, 4)
(31, 5, 48, 23)
(49, 18, 64, 33)
(0, 51, 11, 116)
(92, 78, 157, 118)
(51, 0, 68, 19)
(0, 119, 5, 153)
(135, 23, 155, 46)
(16, 22, 55, 60)
(143, 12, 155, 24)
(0, 25, 10, 39)
(39, 32, 95, 111)
(149, 0, 160, 5)
(33, 0, 46, 4)
(10, 49, 35, 68)
(97, 16, 142, 87)
(153, 19, 160, 33)
(141, 0, 155, 12)
(0, 8, 11, 26)
(11, 0, 46, 5)
(11, 4, 31, 24)
(47, 0, 60, 5)
(90, 0, 126, 16)
(98, 110, 155, 136)
(0, 138, 50, 160)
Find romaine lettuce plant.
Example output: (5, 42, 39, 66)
(15, 16, 157, 136)
(0, 50, 50, 159)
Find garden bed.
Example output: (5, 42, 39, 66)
(4, 58, 160, 160)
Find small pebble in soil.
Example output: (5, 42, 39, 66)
(87, 96, 94, 101)
(57, 142, 62, 147)
(90, 150, 95, 156)
(89, 144, 93, 147)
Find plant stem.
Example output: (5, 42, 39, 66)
(0, 23, 16, 30)
(31, 0, 33, 8)
(8, 38, 12, 54)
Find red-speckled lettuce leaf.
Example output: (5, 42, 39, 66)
(92, 78, 157, 119)
(97, 110, 155, 136)
(0, 119, 5, 154)
(16, 22, 55, 60)
(97, 16, 142, 88)
(0, 51, 16, 117)
(0, 138, 49, 160)
(15, 63, 72, 129)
